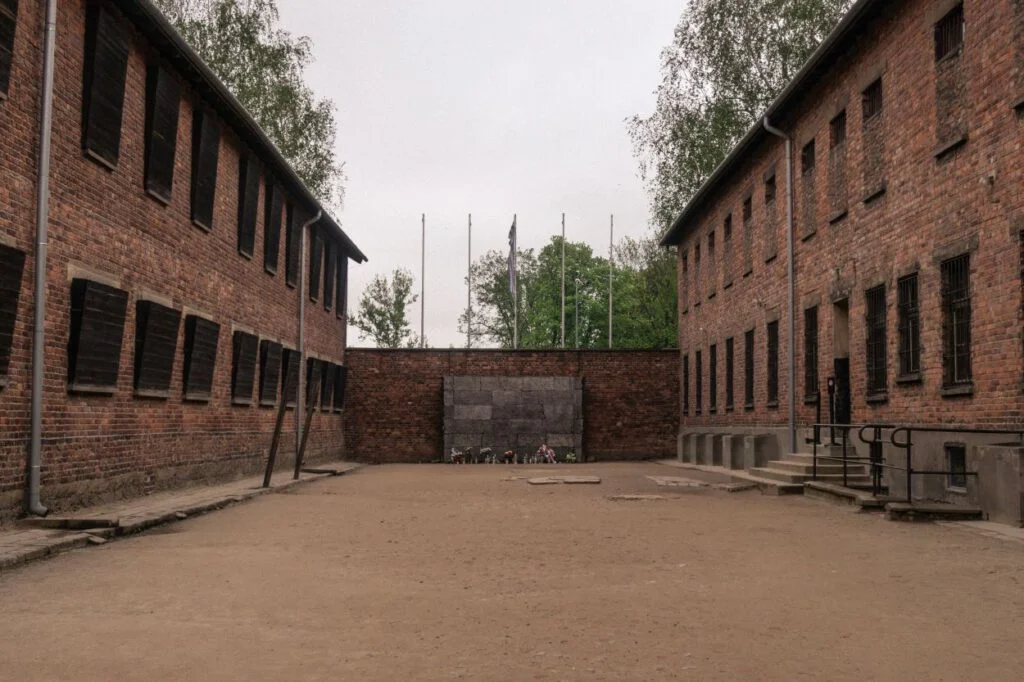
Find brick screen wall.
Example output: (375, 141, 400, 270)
(343, 350, 679, 463)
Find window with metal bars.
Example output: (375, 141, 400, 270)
(682, 354, 690, 416)
(935, 4, 964, 62)
(897, 274, 920, 378)
(725, 337, 734, 411)
(0, 0, 18, 97)
(804, 306, 819, 400)
(82, 3, 129, 169)
(767, 321, 779, 406)
(709, 344, 717, 413)
(801, 139, 816, 174)
(830, 110, 847, 148)
(865, 285, 887, 395)
(695, 350, 703, 415)
(862, 78, 883, 122)
(941, 254, 972, 388)
(744, 329, 755, 408)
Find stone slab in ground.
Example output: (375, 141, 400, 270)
(526, 475, 601, 485)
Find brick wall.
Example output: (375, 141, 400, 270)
(0, 0, 356, 518)
(675, 0, 1024, 434)
(343, 350, 679, 463)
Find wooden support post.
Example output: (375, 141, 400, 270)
(263, 359, 291, 488)
(294, 368, 322, 480)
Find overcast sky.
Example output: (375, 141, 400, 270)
(275, 0, 684, 348)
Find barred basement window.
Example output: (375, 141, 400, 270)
(285, 203, 301, 288)
(320, 361, 335, 409)
(308, 226, 323, 302)
(0, 0, 18, 97)
(143, 63, 180, 203)
(865, 285, 887, 396)
(258, 339, 282, 406)
(767, 321, 779, 406)
(935, 3, 964, 62)
(323, 239, 336, 311)
(82, 3, 129, 169)
(182, 315, 219, 402)
(725, 337, 734, 411)
(237, 154, 260, 258)
(830, 110, 847, 148)
(191, 108, 220, 230)
(897, 274, 921, 378)
(133, 300, 181, 398)
(695, 350, 703, 415)
(68, 279, 128, 394)
(231, 331, 258, 406)
(0, 243, 26, 388)
(336, 253, 348, 319)
(862, 78, 883, 122)
(263, 180, 283, 274)
(744, 329, 755, 409)
(709, 344, 718, 414)
(946, 443, 967, 490)
(682, 354, 690, 416)
(941, 253, 972, 388)
(282, 347, 299, 407)
(804, 306, 819, 400)
(332, 365, 348, 412)
(801, 139, 816, 174)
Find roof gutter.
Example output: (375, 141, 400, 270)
(660, 0, 881, 247)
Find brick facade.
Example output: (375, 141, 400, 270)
(343, 350, 679, 463)
(0, 0, 362, 518)
(668, 0, 1024, 437)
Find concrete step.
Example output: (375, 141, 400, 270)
(722, 470, 805, 495)
(804, 481, 892, 510)
(884, 502, 984, 522)
(768, 460, 868, 476)
(749, 467, 872, 485)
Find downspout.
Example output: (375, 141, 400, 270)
(763, 116, 796, 456)
(295, 210, 321, 478)
(26, 0, 58, 517)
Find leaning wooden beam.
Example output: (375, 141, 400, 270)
(263, 360, 292, 488)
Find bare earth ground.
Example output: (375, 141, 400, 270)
(0, 462, 1022, 681)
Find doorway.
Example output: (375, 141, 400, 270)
(832, 299, 851, 426)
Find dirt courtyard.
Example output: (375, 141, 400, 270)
(0, 462, 1022, 681)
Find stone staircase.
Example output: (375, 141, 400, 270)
(748, 440, 871, 488)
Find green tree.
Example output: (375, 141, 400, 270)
(612, 235, 678, 349)
(350, 269, 423, 349)
(154, 0, 345, 209)
(628, 0, 853, 231)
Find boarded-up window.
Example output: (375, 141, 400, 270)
(258, 339, 282, 406)
(305, 357, 323, 407)
(143, 63, 180, 203)
(0, 243, 26, 387)
(308, 226, 323, 302)
(263, 179, 283, 274)
(237, 154, 259, 257)
(323, 239, 336, 311)
(190, 108, 220, 230)
(182, 315, 219, 402)
(0, 0, 19, 96)
(82, 2, 129, 168)
(231, 331, 258, 405)
(332, 365, 347, 412)
(285, 203, 301, 288)
(133, 300, 180, 398)
(68, 279, 128, 394)
(336, 253, 348, 319)
(320, 361, 335, 409)
(282, 347, 299, 407)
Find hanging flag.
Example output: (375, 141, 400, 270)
(507, 216, 517, 297)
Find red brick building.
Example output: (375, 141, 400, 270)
(0, 0, 365, 519)
(662, 0, 1024, 518)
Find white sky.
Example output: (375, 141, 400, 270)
(275, 0, 684, 347)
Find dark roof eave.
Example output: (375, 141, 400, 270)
(659, 0, 882, 248)
(114, 0, 368, 264)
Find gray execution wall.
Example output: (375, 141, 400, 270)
(443, 376, 583, 456)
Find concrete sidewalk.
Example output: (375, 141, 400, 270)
(0, 461, 363, 573)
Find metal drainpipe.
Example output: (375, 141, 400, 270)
(763, 116, 796, 456)
(26, 0, 58, 517)
(295, 210, 321, 476)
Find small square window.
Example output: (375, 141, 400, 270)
(946, 444, 967, 490)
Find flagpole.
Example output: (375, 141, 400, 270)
(467, 213, 472, 349)
(560, 212, 565, 349)
(420, 213, 425, 349)
(608, 214, 613, 349)
(513, 214, 518, 350)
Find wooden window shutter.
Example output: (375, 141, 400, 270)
(0, 243, 26, 387)
(263, 179, 283, 274)
(285, 203, 301, 287)
(231, 331, 258, 405)
(68, 279, 129, 394)
(332, 365, 347, 412)
(190, 107, 220, 230)
(308, 226, 323, 302)
(320, 362, 335, 409)
(323, 239, 336, 311)
(282, 347, 299, 406)
(335, 253, 348, 319)
(258, 339, 282, 406)
(305, 357, 324, 406)
(143, 63, 180, 202)
(82, 2, 129, 168)
(0, 0, 19, 96)
(182, 315, 219, 401)
(237, 154, 260, 257)
(133, 300, 181, 397)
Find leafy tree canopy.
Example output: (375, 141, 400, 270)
(350, 268, 423, 349)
